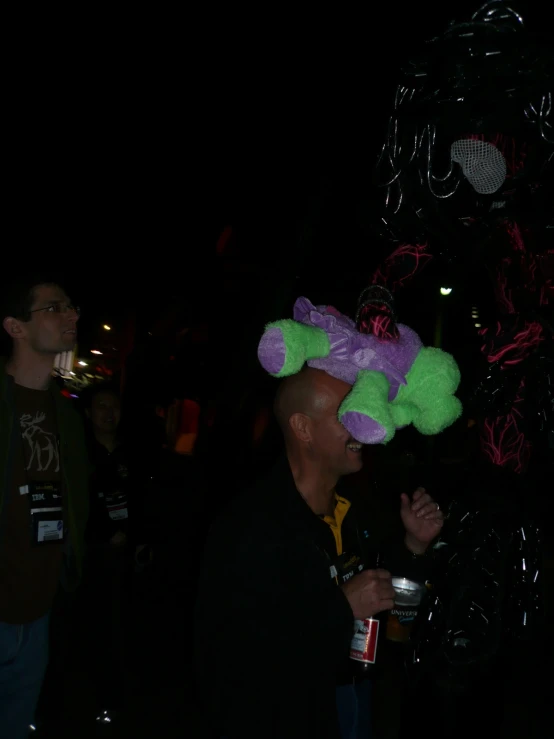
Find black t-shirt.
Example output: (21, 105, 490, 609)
(0, 384, 64, 623)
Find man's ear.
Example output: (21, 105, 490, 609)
(2, 316, 23, 340)
(289, 412, 312, 443)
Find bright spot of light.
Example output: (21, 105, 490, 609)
(440, 287, 453, 296)
(91, 350, 103, 355)
(475, 323, 482, 328)
(78, 361, 88, 366)
(103, 324, 111, 331)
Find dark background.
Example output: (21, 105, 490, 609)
(4, 0, 549, 483)
(8, 1, 516, 394)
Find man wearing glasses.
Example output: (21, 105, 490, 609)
(0, 274, 89, 739)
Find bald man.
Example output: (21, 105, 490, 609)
(195, 368, 444, 739)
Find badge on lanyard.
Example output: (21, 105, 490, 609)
(21, 481, 64, 545)
(333, 552, 364, 584)
(103, 491, 129, 521)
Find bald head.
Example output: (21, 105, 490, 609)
(273, 366, 364, 476)
(274, 367, 352, 439)
(274, 367, 323, 438)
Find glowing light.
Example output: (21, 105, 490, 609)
(475, 323, 482, 328)
(440, 287, 452, 296)
(103, 324, 111, 331)
(91, 350, 102, 355)
(78, 361, 88, 366)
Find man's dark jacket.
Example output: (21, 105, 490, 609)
(195, 458, 422, 738)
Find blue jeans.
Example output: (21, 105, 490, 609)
(336, 680, 371, 739)
(0, 613, 50, 739)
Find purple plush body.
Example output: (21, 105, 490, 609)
(293, 297, 422, 400)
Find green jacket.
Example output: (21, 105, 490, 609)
(0, 361, 89, 588)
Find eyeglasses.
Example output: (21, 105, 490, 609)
(30, 302, 81, 317)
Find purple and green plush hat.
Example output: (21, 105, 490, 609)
(257, 294, 462, 445)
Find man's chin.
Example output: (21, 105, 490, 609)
(60, 337, 77, 351)
(344, 453, 364, 474)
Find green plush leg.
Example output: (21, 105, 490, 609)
(267, 319, 330, 377)
(391, 347, 463, 435)
(339, 370, 396, 444)
(390, 401, 419, 429)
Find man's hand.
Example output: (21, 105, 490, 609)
(400, 487, 444, 554)
(341, 569, 395, 620)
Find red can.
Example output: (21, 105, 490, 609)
(350, 618, 379, 664)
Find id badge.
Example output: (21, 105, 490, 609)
(28, 481, 64, 545)
(334, 551, 364, 585)
(105, 491, 129, 522)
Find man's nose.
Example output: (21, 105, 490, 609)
(68, 309, 79, 323)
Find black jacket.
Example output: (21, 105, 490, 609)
(86, 437, 150, 548)
(194, 458, 425, 739)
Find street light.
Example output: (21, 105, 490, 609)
(440, 287, 453, 296)
(103, 324, 111, 331)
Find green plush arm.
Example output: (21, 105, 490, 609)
(257, 319, 331, 377)
(338, 370, 396, 444)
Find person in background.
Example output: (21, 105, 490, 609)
(80, 382, 150, 728)
(0, 274, 88, 739)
